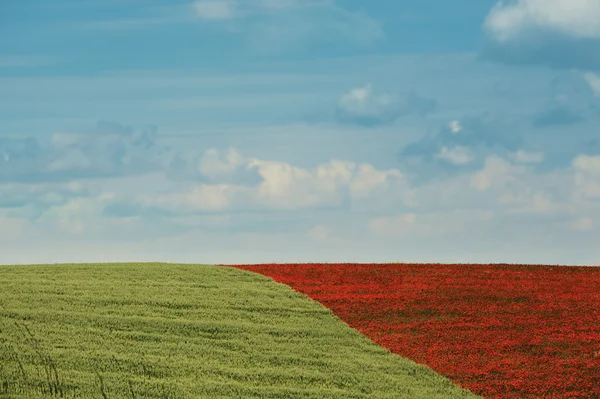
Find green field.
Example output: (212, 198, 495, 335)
(0, 263, 479, 398)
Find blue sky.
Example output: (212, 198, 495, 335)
(1, 0, 600, 265)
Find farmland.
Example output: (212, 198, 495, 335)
(231, 263, 600, 399)
(0, 263, 477, 399)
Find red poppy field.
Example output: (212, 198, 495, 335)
(229, 263, 600, 399)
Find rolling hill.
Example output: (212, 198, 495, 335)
(0, 263, 478, 399)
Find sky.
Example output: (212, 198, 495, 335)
(1, 0, 600, 265)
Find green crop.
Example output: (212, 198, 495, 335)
(0, 263, 479, 398)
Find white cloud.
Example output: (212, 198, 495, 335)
(436, 146, 473, 165)
(573, 154, 600, 173)
(36, 193, 116, 234)
(143, 148, 405, 211)
(51, 132, 85, 149)
(251, 157, 401, 208)
(335, 85, 436, 125)
(337, 84, 394, 120)
(251, 159, 351, 208)
(583, 72, 600, 96)
(191, 0, 383, 54)
(484, 0, 600, 43)
(449, 120, 463, 134)
(349, 164, 402, 198)
(193, 0, 236, 20)
(572, 154, 600, 199)
(150, 150, 584, 230)
(471, 156, 524, 191)
(0, 181, 92, 223)
(468, 156, 562, 214)
(4, 144, 600, 264)
(509, 149, 544, 164)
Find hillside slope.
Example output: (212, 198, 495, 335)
(0, 263, 478, 399)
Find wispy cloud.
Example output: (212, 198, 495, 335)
(193, 0, 236, 20)
(190, 0, 384, 54)
(584, 72, 600, 96)
(399, 113, 524, 176)
(192, 0, 339, 19)
(0, 121, 160, 183)
(509, 150, 545, 164)
(334, 84, 436, 126)
(436, 146, 473, 166)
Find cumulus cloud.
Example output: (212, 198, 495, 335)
(397, 153, 578, 232)
(0, 182, 91, 222)
(4, 142, 600, 263)
(449, 120, 463, 134)
(36, 193, 117, 234)
(336, 85, 394, 125)
(464, 154, 578, 217)
(399, 114, 523, 177)
(112, 149, 588, 240)
(251, 157, 400, 209)
(484, 0, 600, 43)
(348, 163, 402, 199)
(572, 154, 600, 199)
(335, 84, 437, 126)
(471, 155, 530, 192)
(198, 147, 262, 185)
(482, 0, 600, 70)
(137, 148, 405, 213)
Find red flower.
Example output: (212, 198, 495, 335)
(227, 263, 600, 399)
